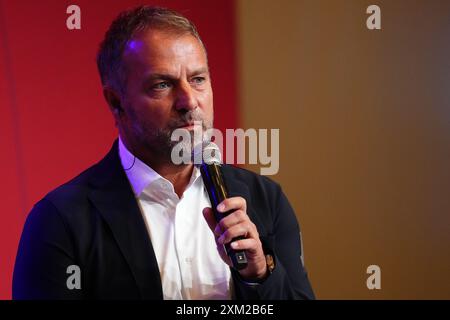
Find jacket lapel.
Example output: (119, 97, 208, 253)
(88, 140, 163, 299)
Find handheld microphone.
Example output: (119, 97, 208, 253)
(194, 142, 248, 270)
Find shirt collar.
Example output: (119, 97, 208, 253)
(118, 136, 201, 197)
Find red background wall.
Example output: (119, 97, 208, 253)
(0, 0, 238, 299)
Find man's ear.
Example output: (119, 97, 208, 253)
(103, 85, 124, 117)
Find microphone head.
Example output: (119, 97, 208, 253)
(192, 141, 222, 166)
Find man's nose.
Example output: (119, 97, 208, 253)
(174, 81, 197, 112)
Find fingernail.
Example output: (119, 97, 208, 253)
(217, 203, 225, 212)
(231, 242, 238, 249)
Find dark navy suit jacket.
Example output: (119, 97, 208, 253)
(13, 141, 314, 300)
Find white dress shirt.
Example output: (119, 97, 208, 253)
(118, 137, 232, 300)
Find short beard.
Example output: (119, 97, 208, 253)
(132, 109, 213, 164)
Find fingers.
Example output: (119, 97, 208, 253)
(215, 209, 246, 233)
(202, 198, 267, 278)
(217, 222, 259, 246)
(230, 238, 260, 255)
(215, 197, 248, 232)
(205, 196, 259, 246)
(216, 196, 247, 213)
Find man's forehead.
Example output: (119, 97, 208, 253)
(124, 29, 204, 58)
(126, 39, 145, 53)
(123, 30, 208, 76)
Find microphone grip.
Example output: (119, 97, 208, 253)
(214, 208, 248, 271)
(200, 163, 248, 270)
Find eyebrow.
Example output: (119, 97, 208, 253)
(145, 68, 209, 82)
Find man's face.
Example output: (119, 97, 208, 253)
(116, 29, 214, 161)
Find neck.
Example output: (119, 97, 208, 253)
(152, 162, 194, 198)
(138, 153, 194, 198)
(121, 137, 194, 197)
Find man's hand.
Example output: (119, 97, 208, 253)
(202, 196, 268, 281)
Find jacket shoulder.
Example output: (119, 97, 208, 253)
(222, 164, 282, 196)
(221, 165, 285, 229)
(42, 162, 100, 213)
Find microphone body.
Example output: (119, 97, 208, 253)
(199, 162, 248, 270)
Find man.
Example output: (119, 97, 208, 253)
(13, 6, 314, 300)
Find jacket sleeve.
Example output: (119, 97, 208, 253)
(232, 186, 315, 300)
(12, 198, 83, 300)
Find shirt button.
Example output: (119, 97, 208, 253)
(185, 257, 192, 264)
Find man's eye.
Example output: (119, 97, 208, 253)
(152, 82, 171, 90)
(191, 77, 206, 85)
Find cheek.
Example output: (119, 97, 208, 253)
(199, 88, 214, 113)
(133, 99, 174, 130)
